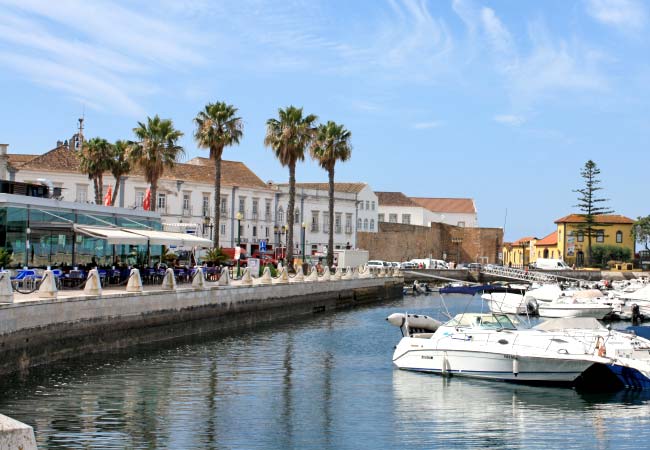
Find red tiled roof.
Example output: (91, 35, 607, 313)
(7, 153, 38, 168)
(276, 182, 367, 194)
(554, 214, 634, 225)
(535, 231, 558, 246)
(512, 236, 535, 245)
(410, 197, 476, 214)
(17, 147, 268, 189)
(376, 191, 420, 207)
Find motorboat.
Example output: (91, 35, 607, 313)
(389, 312, 603, 385)
(538, 298, 612, 319)
(535, 317, 650, 389)
(481, 291, 538, 315)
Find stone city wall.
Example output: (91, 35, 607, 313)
(357, 222, 503, 264)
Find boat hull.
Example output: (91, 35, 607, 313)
(538, 305, 612, 319)
(607, 364, 650, 390)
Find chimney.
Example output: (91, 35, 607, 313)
(56, 140, 63, 147)
(0, 144, 8, 181)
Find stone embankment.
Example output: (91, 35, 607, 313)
(0, 265, 403, 376)
(403, 269, 647, 283)
(0, 414, 37, 450)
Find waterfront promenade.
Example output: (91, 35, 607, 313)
(0, 268, 403, 377)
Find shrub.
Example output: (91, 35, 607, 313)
(0, 247, 12, 268)
(591, 245, 632, 268)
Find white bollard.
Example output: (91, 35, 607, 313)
(219, 267, 231, 286)
(38, 269, 59, 299)
(192, 266, 205, 289)
(0, 271, 14, 303)
(83, 268, 102, 296)
(274, 266, 289, 284)
(162, 267, 177, 290)
(240, 267, 253, 286)
(342, 266, 353, 280)
(320, 266, 331, 281)
(379, 266, 386, 278)
(306, 266, 319, 282)
(292, 265, 305, 282)
(259, 266, 273, 285)
(126, 268, 143, 293)
(332, 267, 342, 280)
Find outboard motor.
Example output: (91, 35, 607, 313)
(632, 303, 641, 325)
(526, 298, 539, 316)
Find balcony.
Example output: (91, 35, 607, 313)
(335, 225, 342, 234)
(252, 212, 259, 221)
(265, 213, 272, 222)
(182, 205, 192, 217)
(311, 223, 319, 232)
(220, 208, 228, 219)
(345, 225, 353, 234)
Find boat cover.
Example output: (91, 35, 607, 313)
(533, 317, 606, 331)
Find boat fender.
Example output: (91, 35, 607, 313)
(595, 336, 606, 357)
(512, 358, 519, 377)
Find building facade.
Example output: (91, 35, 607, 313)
(376, 192, 478, 228)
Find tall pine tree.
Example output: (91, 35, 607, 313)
(573, 160, 613, 266)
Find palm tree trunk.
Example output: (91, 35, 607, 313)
(112, 177, 120, 206)
(327, 167, 335, 268)
(97, 173, 104, 205)
(213, 155, 221, 248)
(286, 162, 295, 268)
(93, 176, 100, 204)
(150, 181, 157, 212)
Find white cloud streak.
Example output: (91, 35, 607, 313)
(493, 114, 525, 126)
(585, 0, 647, 31)
(413, 120, 444, 129)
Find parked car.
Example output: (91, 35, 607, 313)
(467, 263, 482, 270)
(367, 260, 385, 268)
(400, 262, 418, 269)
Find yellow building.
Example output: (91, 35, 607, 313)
(502, 236, 535, 268)
(555, 214, 635, 267)
(531, 231, 560, 262)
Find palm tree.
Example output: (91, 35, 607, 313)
(310, 121, 352, 267)
(109, 140, 132, 206)
(193, 102, 243, 247)
(79, 137, 113, 204)
(129, 115, 184, 212)
(264, 106, 318, 267)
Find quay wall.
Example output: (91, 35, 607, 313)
(403, 269, 645, 283)
(0, 414, 37, 450)
(0, 277, 403, 376)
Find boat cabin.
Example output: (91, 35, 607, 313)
(446, 313, 517, 330)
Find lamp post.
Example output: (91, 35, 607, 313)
(236, 211, 242, 278)
(301, 222, 306, 263)
(281, 225, 287, 262)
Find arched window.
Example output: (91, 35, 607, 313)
(364, 219, 368, 230)
(616, 230, 623, 243)
(278, 207, 284, 224)
(370, 219, 375, 231)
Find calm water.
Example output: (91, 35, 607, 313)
(2, 294, 650, 449)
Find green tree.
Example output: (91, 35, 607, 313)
(264, 106, 318, 267)
(109, 140, 132, 206)
(310, 121, 352, 267)
(633, 216, 650, 250)
(591, 244, 632, 268)
(79, 137, 113, 204)
(193, 102, 243, 247)
(573, 160, 613, 266)
(129, 116, 184, 212)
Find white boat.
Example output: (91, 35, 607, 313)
(538, 297, 612, 319)
(535, 317, 650, 389)
(390, 312, 602, 385)
(481, 291, 538, 315)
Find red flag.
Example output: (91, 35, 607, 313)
(142, 187, 151, 211)
(104, 185, 113, 206)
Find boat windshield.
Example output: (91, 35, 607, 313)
(446, 313, 517, 330)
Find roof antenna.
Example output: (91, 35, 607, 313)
(503, 208, 508, 237)
(78, 106, 85, 151)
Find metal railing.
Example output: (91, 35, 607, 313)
(480, 265, 557, 283)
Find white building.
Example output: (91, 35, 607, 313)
(376, 192, 477, 227)
(273, 182, 378, 256)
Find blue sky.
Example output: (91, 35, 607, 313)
(0, 0, 648, 241)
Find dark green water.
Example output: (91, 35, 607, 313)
(2, 294, 650, 449)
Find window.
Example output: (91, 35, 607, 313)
(253, 226, 257, 237)
(378, 213, 385, 222)
(365, 201, 369, 210)
(252, 199, 259, 220)
(238, 197, 245, 216)
(389, 214, 398, 223)
(157, 193, 166, 211)
(402, 214, 411, 225)
(371, 201, 375, 211)
(323, 211, 329, 230)
(295, 208, 300, 224)
(135, 190, 144, 208)
(364, 218, 369, 230)
(220, 197, 228, 218)
(220, 224, 226, 235)
(357, 218, 362, 230)
(278, 207, 284, 224)
(370, 219, 375, 231)
(345, 214, 352, 234)
(616, 230, 623, 243)
(457, 221, 465, 227)
(311, 211, 319, 232)
(335, 213, 342, 233)
(182, 192, 190, 213)
(202, 194, 210, 217)
(596, 230, 604, 243)
(265, 226, 269, 238)
(76, 184, 88, 203)
(265, 200, 272, 221)
(577, 231, 584, 242)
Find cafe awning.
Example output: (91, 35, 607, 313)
(123, 229, 213, 247)
(73, 225, 148, 245)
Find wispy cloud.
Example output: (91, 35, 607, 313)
(585, 0, 647, 31)
(0, 0, 207, 115)
(493, 114, 525, 126)
(413, 120, 444, 129)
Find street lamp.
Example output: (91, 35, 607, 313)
(301, 222, 306, 262)
(236, 211, 242, 277)
(281, 225, 287, 261)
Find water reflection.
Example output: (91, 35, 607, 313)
(1, 294, 650, 449)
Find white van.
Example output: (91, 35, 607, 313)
(532, 258, 571, 270)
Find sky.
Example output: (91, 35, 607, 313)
(0, 0, 648, 241)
